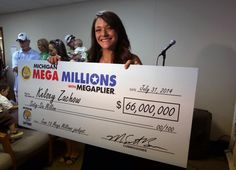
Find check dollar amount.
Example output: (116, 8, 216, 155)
(116, 97, 180, 122)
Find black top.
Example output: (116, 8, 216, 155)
(81, 144, 186, 170)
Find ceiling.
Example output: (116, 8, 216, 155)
(0, 0, 88, 15)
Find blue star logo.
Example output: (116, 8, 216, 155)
(91, 75, 98, 83)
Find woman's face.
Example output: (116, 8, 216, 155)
(37, 42, 46, 52)
(95, 18, 118, 50)
(49, 44, 57, 56)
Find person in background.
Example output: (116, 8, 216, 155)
(0, 82, 23, 140)
(69, 39, 87, 62)
(0, 82, 18, 111)
(48, 39, 69, 61)
(48, 39, 80, 165)
(37, 38, 49, 60)
(12, 32, 40, 103)
(64, 34, 76, 52)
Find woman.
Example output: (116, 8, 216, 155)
(88, 10, 142, 67)
(37, 38, 50, 60)
(80, 11, 162, 170)
(48, 39, 69, 61)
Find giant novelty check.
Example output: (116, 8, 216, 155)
(18, 60, 198, 168)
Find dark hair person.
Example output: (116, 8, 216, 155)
(88, 10, 142, 66)
(48, 39, 69, 61)
(81, 11, 163, 170)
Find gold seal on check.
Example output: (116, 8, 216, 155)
(23, 109, 31, 121)
(21, 66, 31, 80)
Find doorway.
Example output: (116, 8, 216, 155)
(0, 27, 5, 71)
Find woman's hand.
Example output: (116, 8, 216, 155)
(124, 55, 142, 69)
(47, 55, 61, 64)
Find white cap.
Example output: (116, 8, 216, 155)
(65, 34, 75, 44)
(16, 32, 29, 41)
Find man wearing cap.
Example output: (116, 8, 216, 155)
(65, 34, 76, 51)
(12, 32, 40, 103)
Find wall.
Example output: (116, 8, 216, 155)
(0, 0, 235, 140)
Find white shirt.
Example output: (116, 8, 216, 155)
(0, 94, 13, 112)
(73, 47, 87, 62)
(12, 48, 40, 69)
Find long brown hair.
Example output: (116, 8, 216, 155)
(49, 39, 69, 61)
(88, 11, 133, 63)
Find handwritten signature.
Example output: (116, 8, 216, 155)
(102, 133, 167, 151)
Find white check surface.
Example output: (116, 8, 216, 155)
(18, 60, 198, 168)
